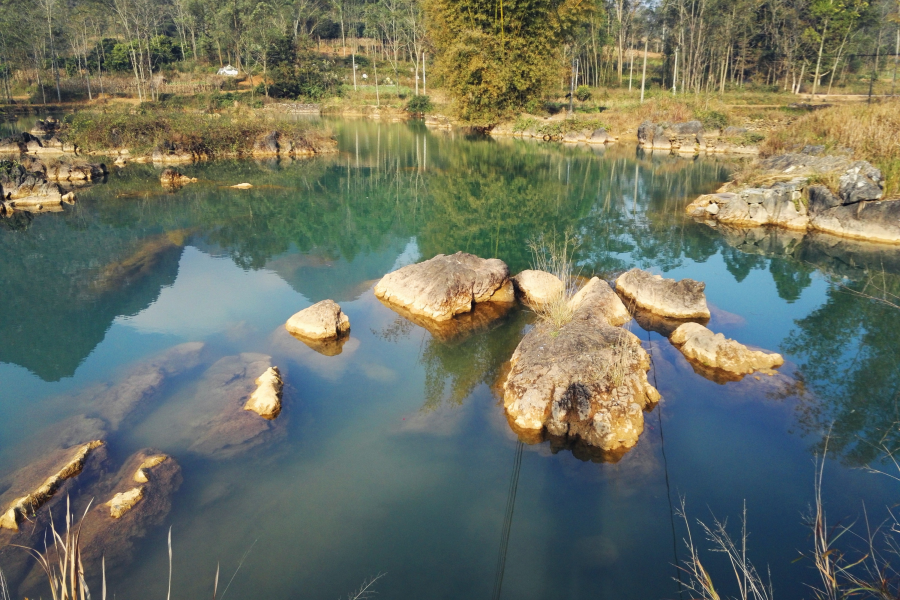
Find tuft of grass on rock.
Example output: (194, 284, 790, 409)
(527, 232, 579, 333)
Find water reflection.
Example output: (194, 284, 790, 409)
(4, 119, 900, 600)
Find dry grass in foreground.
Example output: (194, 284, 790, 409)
(761, 100, 900, 197)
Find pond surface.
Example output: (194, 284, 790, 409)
(2, 119, 900, 600)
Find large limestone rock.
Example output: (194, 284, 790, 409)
(810, 199, 900, 244)
(512, 270, 564, 307)
(689, 153, 900, 244)
(382, 296, 514, 343)
(285, 299, 350, 340)
(670, 322, 784, 381)
(244, 366, 284, 419)
(568, 277, 631, 326)
(502, 282, 660, 457)
(374, 252, 514, 321)
(0, 440, 105, 531)
(686, 179, 810, 231)
(615, 268, 710, 320)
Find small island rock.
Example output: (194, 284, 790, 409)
(159, 168, 196, 187)
(670, 322, 784, 378)
(502, 283, 660, 455)
(244, 366, 284, 419)
(286, 299, 350, 340)
(615, 268, 710, 320)
(374, 252, 513, 322)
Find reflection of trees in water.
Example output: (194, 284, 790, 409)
(419, 310, 532, 411)
(783, 274, 900, 466)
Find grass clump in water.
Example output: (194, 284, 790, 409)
(527, 232, 579, 333)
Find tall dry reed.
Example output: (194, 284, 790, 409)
(761, 100, 900, 197)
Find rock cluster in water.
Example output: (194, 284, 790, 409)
(687, 150, 900, 244)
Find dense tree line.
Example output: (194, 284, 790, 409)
(0, 0, 897, 113)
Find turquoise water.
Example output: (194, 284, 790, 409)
(2, 119, 899, 599)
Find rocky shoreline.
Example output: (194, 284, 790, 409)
(687, 149, 900, 245)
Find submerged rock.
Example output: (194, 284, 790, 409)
(160, 168, 197, 187)
(244, 366, 284, 419)
(670, 322, 783, 381)
(186, 354, 286, 458)
(133, 455, 168, 483)
(87, 342, 206, 430)
(502, 282, 660, 455)
(285, 299, 350, 340)
(0, 440, 105, 531)
(615, 268, 710, 320)
(107, 487, 144, 518)
(375, 252, 514, 322)
(512, 270, 564, 307)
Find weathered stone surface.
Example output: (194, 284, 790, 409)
(688, 153, 898, 244)
(615, 268, 710, 319)
(670, 322, 783, 381)
(811, 199, 900, 244)
(839, 161, 884, 205)
(502, 291, 660, 454)
(589, 128, 611, 144)
(186, 354, 286, 458)
(568, 277, 631, 326)
(0, 441, 105, 531)
(638, 120, 705, 153)
(285, 299, 350, 340)
(512, 270, 564, 307)
(160, 168, 197, 187)
(76, 449, 181, 574)
(723, 126, 748, 136)
(107, 487, 144, 518)
(244, 366, 284, 419)
(133, 455, 168, 483)
(374, 252, 513, 321)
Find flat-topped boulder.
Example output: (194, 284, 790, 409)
(512, 270, 564, 307)
(374, 252, 514, 321)
(502, 282, 660, 456)
(244, 366, 284, 419)
(285, 299, 350, 340)
(615, 268, 710, 320)
(671, 322, 784, 382)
